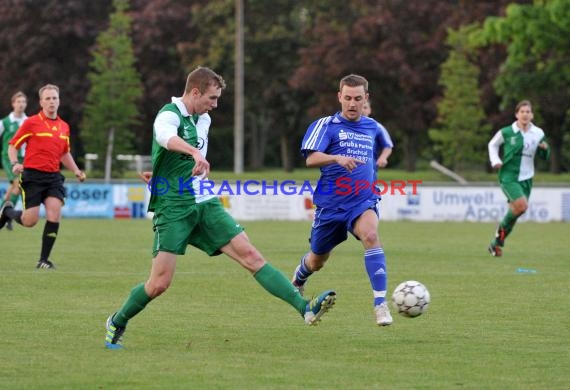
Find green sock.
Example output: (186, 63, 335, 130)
(254, 263, 307, 315)
(9, 193, 19, 205)
(113, 283, 153, 327)
(499, 209, 519, 241)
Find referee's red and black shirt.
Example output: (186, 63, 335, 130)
(9, 111, 70, 173)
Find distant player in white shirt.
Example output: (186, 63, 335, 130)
(487, 100, 550, 257)
(0, 91, 28, 230)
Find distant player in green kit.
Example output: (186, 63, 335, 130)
(104, 67, 336, 349)
(487, 100, 550, 257)
(0, 91, 27, 230)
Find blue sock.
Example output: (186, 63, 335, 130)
(294, 253, 312, 286)
(364, 247, 387, 306)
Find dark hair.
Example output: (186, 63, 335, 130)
(185, 67, 226, 94)
(11, 91, 27, 103)
(339, 74, 368, 93)
(515, 100, 532, 113)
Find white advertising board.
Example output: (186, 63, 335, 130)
(214, 183, 570, 222)
(379, 186, 569, 222)
(2, 182, 568, 222)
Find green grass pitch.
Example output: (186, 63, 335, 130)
(0, 219, 568, 389)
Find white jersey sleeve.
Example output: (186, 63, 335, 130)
(154, 111, 180, 149)
(488, 130, 504, 167)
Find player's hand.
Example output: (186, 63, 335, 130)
(376, 157, 388, 168)
(492, 163, 503, 169)
(75, 170, 86, 182)
(12, 163, 23, 175)
(336, 156, 365, 173)
(538, 141, 548, 150)
(191, 154, 210, 178)
(139, 171, 153, 184)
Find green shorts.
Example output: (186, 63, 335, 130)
(151, 197, 244, 257)
(2, 155, 22, 182)
(500, 179, 532, 202)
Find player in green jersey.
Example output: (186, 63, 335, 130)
(104, 67, 336, 349)
(487, 100, 550, 257)
(0, 91, 27, 230)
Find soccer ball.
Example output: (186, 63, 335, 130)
(392, 280, 430, 318)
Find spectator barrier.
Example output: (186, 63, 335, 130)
(1, 182, 568, 222)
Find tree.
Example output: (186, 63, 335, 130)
(290, 0, 462, 171)
(178, 0, 311, 171)
(242, 1, 315, 171)
(0, 0, 536, 173)
(129, 0, 202, 155)
(81, 0, 143, 180)
(0, 0, 113, 163)
(470, 0, 570, 173)
(290, 0, 525, 171)
(429, 26, 489, 171)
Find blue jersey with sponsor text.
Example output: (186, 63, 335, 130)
(301, 112, 393, 210)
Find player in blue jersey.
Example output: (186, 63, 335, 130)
(291, 74, 394, 326)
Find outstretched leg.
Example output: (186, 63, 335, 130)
(222, 232, 335, 325)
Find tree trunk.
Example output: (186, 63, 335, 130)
(280, 134, 294, 172)
(550, 139, 561, 174)
(104, 127, 115, 183)
(545, 111, 566, 174)
(259, 122, 267, 169)
(248, 116, 269, 170)
(404, 135, 417, 172)
(248, 121, 262, 170)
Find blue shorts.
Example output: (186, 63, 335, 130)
(309, 200, 380, 255)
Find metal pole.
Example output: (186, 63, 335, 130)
(234, 0, 244, 174)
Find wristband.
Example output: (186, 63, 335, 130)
(10, 161, 18, 166)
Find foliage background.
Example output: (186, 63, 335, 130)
(0, 0, 567, 174)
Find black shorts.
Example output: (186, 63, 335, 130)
(19, 168, 66, 209)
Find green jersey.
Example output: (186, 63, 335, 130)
(148, 97, 214, 212)
(0, 112, 27, 159)
(488, 121, 549, 183)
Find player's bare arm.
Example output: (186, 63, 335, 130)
(60, 152, 86, 182)
(7, 144, 24, 174)
(306, 151, 364, 173)
(376, 147, 392, 168)
(166, 135, 210, 177)
(139, 171, 153, 184)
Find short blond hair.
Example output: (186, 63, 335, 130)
(38, 84, 60, 99)
(184, 67, 226, 94)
